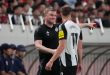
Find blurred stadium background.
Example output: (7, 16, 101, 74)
(0, 0, 110, 75)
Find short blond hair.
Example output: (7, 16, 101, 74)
(44, 6, 56, 17)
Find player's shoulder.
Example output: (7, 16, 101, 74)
(65, 20, 76, 25)
(35, 24, 44, 32)
(58, 23, 66, 31)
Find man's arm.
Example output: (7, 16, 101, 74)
(77, 40, 83, 71)
(0, 71, 12, 75)
(45, 39, 66, 70)
(45, 23, 67, 70)
(77, 31, 83, 73)
(34, 27, 55, 54)
(34, 40, 55, 54)
(78, 23, 96, 28)
(17, 71, 25, 75)
(77, 32, 83, 65)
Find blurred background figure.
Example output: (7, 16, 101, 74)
(0, 3, 8, 24)
(26, 0, 34, 15)
(21, 3, 30, 25)
(102, 11, 110, 27)
(9, 44, 17, 58)
(0, 43, 16, 75)
(31, 5, 41, 26)
(11, 4, 25, 25)
(15, 45, 27, 75)
(7, 0, 18, 14)
(0, 4, 3, 24)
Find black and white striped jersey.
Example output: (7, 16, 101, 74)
(58, 20, 80, 67)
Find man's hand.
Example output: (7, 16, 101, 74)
(79, 23, 96, 29)
(45, 61, 53, 71)
(88, 23, 96, 29)
(77, 63, 83, 74)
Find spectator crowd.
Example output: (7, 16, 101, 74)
(0, 0, 110, 27)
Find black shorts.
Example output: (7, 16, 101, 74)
(61, 65, 77, 75)
(37, 59, 60, 75)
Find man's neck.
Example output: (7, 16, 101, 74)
(62, 16, 71, 23)
(45, 21, 53, 28)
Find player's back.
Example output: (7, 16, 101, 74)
(59, 20, 80, 67)
(65, 20, 80, 53)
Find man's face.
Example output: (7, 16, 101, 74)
(39, 4, 46, 13)
(4, 48, 13, 56)
(24, 4, 29, 12)
(45, 11, 57, 24)
(15, 7, 23, 15)
(18, 51, 26, 58)
(33, 9, 40, 17)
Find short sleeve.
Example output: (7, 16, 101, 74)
(34, 27, 43, 41)
(58, 24, 67, 40)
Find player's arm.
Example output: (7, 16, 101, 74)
(45, 24, 67, 70)
(77, 40, 83, 64)
(49, 39, 65, 60)
(34, 40, 55, 54)
(0, 71, 14, 75)
(8, 71, 16, 75)
(0, 71, 8, 75)
(78, 23, 95, 28)
(77, 31, 83, 73)
(34, 28, 55, 54)
(77, 32, 83, 65)
(45, 39, 66, 71)
(17, 71, 25, 75)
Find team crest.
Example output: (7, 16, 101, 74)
(46, 31, 49, 36)
(55, 27, 58, 32)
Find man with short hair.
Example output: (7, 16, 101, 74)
(0, 43, 16, 75)
(34, 7, 60, 75)
(15, 45, 27, 75)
